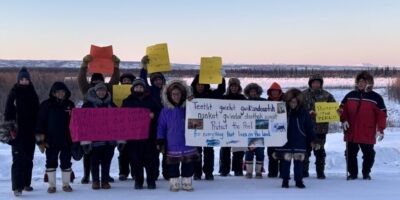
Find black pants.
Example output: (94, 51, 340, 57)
(194, 147, 214, 176)
(11, 141, 35, 191)
(91, 145, 115, 182)
(168, 161, 195, 178)
(267, 147, 279, 176)
(127, 140, 158, 186)
(304, 134, 326, 173)
(118, 146, 134, 177)
(45, 145, 72, 170)
(232, 151, 244, 173)
(83, 153, 91, 178)
(346, 142, 375, 177)
(219, 147, 231, 174)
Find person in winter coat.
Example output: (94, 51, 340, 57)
(81, 83, 119, 190)
(36, 82, 75, 193)
(273, 88, 319, 189)
(220, 78, 247, 176)
(266, 82, 284, 178)
(301, 74, 335, 179)
(243, 83, 266, 179)
(78, 54, 120, 184)
(122, 79, 161, 189)
(191, 74, 226, 180)
(157, 80, 199, 192)
(4, 67, 40, 197)
(140, 55, 168, 180)
(117, 72, 136, 181)
(339, 71, 387, 180)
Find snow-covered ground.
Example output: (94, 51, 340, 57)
(0, 77, 399, 199)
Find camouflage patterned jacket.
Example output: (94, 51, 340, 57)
(301, 88, 335, 134)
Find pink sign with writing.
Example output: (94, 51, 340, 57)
(70, 108, 150, 142)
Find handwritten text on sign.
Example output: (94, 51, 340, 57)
(185, 99, 288, 147)
(315, 102, 340, 123)
(70, 108, 150, 142)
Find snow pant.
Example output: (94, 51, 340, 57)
(232, 151, 244, 173)
(127, 140, 158, 186)
(82, 153, 91, 179)
(118, 146, 134, 178)
(304, 134, 326, 175)
(280, 159, 303, 181)
(346, 142, 375, 177)
(219, 147, 231, 175)
(168, 161, 195, 178)
(91, 145, 115, 182)
(45, 145, 72, 170)
(267, 147, 279, 176)
(194, 147, 214, 177)
(245, 148, 265, 162)
(11, 141, 35, 191)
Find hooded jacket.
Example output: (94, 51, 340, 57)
(267, 82, 284, 101)
(191, 74, 226, 99)
(139, 68, 166, 108)
(36, 82, 75, 147)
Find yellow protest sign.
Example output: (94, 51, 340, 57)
(199, 57, 223, 84)
(315, 102, 340, 123)
(112, 85, 132, 107)
(146, 43, 171, 74)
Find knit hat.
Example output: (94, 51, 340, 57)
(17, 67, 31, 81)
(94, 83, 107, 91)
(90, 73, 105, 83)
(119, 73, 136, 84)
(150, 72, 166, 86)
(132, 78, 146, 88)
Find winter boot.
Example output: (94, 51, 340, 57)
(92, 181, 100, 190)
(281, 179, 289, 188)
(13, 190, 22, 197)
(295, 180, 306, 188)
(182, 177, 194, 191)
(316, 149, 326, 179)
(245, 162, 253, 179)
(169, 178, 180, 192)
(46, 169, 57, 193)
(24, 186, 33, 191)
(255, 162, 263, 179)
(205, 174, 214, 180)
(101, 182, 111, 189)
(363, 174, 372, 180)
(62, 169, 73, 192)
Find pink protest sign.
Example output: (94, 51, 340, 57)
(70, 108, 151, 142)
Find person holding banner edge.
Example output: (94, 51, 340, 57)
(191, 74, 226, 180)
(78, 54, 121, 184)
(220, 78, 247, 177)
(157, 80, 199, 192)
(301, 74, 335, 179)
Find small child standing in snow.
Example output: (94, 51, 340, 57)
(36, 82, 75, 193)
(243, 83, 266, 179)
(157, 80, 199, 192)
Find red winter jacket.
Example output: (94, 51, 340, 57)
(340, 89, 387, 144)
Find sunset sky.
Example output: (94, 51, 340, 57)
(1, 0, 399, 66)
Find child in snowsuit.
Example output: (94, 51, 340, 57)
(36, 82, 75, 193)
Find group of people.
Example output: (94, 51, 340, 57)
(2, 55, 387, 197)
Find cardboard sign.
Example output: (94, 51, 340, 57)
(185, 99, 288, 147)
(146, 43, 171, 73)
(113, 85, 132, 107)
(70, 108, 150, 142)
(89, 45, 114, 74)
(315, 102, 340, 123)
(199, 57, 223, 84)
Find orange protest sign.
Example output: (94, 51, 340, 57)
(89, 45, 114, 75)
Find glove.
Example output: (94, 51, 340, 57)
(117, 143, 126, 152)
(311, 141, 322, 151)
(82, 144, 92, 154)
(221, 68, 227, 77)
(141, 55, 149, 69)
(38, 143, 48, 154)
(156, 139, 166, 154)
(35, 134, 48, 153)
(309, 110, 317, 118)
(112, 55, 120, 64)
(376, 132, 384, 142)
(82, 55, 91, 63)
(248, 147, 256, 151)
(342, 121, 350, 131)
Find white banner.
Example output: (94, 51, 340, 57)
(185, 99, 288, 147)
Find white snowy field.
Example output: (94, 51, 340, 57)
(0, 77, 399, 199)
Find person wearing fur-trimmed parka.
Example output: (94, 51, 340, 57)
(191, 74, 226, 181)
(339, 71, 387, 180)
(4, 67, 40, 197)
(220, 78, 247, 177)
(266, 82, 284, 178)
(273, 88, 319, 189)
(81, 83, 119, 190)
(36, 82, 75, 193)
(122, 79, 161, 189)
(157, 80, 199, 192)
(243, 83, 266, 179)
